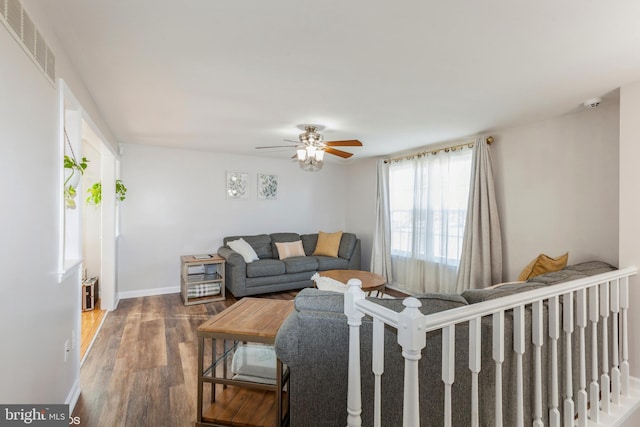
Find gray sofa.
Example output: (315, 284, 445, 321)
(275, 261, 616, 426)
(217, 232, 361, 297)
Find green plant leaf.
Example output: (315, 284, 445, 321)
(115, 179, 128, 201)
(86, 181, 102, 205)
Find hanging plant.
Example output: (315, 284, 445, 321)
(64, 153, 89, 209)
(86, 179, 128, 205)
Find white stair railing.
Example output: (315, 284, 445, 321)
(345, 267, 640, 427)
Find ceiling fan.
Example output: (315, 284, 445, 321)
(256, 125, 363, 170)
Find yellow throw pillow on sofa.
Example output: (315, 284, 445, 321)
(517, 252, 569, 281)
(313, 231, 343, 257)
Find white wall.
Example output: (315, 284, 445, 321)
(345, 157, 379, 271)
(343, 105, 621, 285)
(619, 80, 640, 376)
(117, 144, 348, 295)
(82, 139, 102, 279)
(492, 104, 620, 280)
(0, 1, 116, 406)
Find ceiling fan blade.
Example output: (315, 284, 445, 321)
(325, 147, 354, 159)
(325, 139, 363, 147)
(256, 145, 298, 149)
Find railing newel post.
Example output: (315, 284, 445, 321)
(397, 297, 427, 427)
(345, 278, 365, 427)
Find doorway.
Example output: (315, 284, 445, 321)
(80, 129, 105, 359)
(75, 115, 118, 362)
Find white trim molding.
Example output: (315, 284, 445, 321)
(118, 286, 180, 301)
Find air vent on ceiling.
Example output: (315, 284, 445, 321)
(22, 10, 34, 54)
(7, 0, 20, 35)
(1, 0, 56, 86)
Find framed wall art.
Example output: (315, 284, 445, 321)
(226, 171, 248, 199)
(257, 173, 278, 200)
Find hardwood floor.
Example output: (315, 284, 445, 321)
(81, 299, 107, 360)
(72, 291, 296, 427)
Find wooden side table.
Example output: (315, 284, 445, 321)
(181, 254, 226, 305)
(196, 298, 294, 427)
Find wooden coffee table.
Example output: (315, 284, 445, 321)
(196, 298, 294, 427)
(319, 269, 387, 295)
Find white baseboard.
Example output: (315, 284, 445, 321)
(65, 378, 81, 413)
(117, 286, 180, 300)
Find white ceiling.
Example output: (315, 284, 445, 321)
(36, 0, 640, 160)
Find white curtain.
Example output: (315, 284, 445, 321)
(388, 147, 472, 294)
(370, 160, 393, 284)
(456, 136, 503, 292)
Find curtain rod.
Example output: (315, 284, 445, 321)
(384, 136, 493, 164)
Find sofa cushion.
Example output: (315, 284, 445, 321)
(301, 234, 318, 256)
(373, 293, 468, 315)
(526, 270, 587, 286)
(270, 233, 302, 258)
(283, 256, 319, 274)
(315, 255, 349, 270)
(338, 233, 357, 259)
(462, 282, 549, 304)
(564, 261, 617, 275)
(246, 259, 285, 278)
(313, 231, 343, 257)
(294, 288, 346, 313)
(225, 234, 273, 259)
(293, 288, 467, 315)
(526, 261, 616, 285)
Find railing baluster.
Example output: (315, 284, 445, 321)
(532, 301, 544, 427)
(469, 317, 481, 427)
(442, 324, 455, 427)
(576, 289, 588, 427)
(492, 311, 504, 427)
(611, 279, 621, 406)
(398, 298, 426, 427)
(589, 284, 600, 423)
(514, 305, 525, 427)
(601, 281, 611, 413)
(549, 296, 561, 427)
(621, 276, 630, 396)
(563, 292, 575, 427)
(344, 268, 637, 427)
(372, 317, 384, 427)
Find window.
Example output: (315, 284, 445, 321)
(388, 147, 472, 267)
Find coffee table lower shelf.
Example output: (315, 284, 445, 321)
(198, 387, 289, 427)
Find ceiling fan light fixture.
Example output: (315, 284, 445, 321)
(300, 157, 323, 171)
(253, 123, 360, 171)
(298, 145, 324, 171)
(307, 145, 317, 157)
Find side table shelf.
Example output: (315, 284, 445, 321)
(181, 254, 226, 305)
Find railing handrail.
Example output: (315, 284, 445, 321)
(346, 266, 639, 427)
(354, 267, 637, 334)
